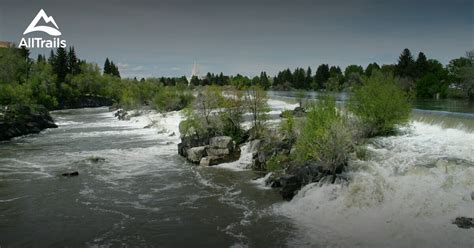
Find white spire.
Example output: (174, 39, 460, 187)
(188, 61, 201, 86)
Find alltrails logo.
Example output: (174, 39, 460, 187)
(19, 9, 67, 48)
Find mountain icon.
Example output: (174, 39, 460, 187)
(23, 9, 61, 36)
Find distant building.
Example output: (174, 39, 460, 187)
(0, 41, 12, 48)
(188, 61, 202, 86)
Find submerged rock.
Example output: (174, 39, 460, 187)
(114, 109, 130, 121)
(62, 171, 79, 177)
(86, 156, 106, 163)
(453, 217, 474, 229)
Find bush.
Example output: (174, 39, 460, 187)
(295, 96, 353, 174)
(349, 71, 411, 137)
(266, 154, 289, 172)
(153, 86, 193, 112)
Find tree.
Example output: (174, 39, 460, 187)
(395, 48, 415, 78)
(314, 64, 330, 90)
(259, 71, 271, 89)
(110, 61, 120, 78)
(103, 58, 111, 75)
(349, 71, 411, 137)
(458, 50, 474, 100)
(67, 46, 80, 75)
(414, 52, 429, 79)
(306, 66, 313, 86)
(344, 65, 364, 87)
(365, 63, 380, 77)
(344, 64, 364, 77)
(245, 85, 269, 138)
(53, 47, 68, 84)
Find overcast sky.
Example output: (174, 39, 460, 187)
(1, 0, 472, 78)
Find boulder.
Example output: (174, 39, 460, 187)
(186, 146, 207, 163)
(279, 175, 301, 200)
(209, 136, 235, 150)
(199, 157, 211, 166)
(199, 153, 240, 166)
(453, 217, 474, 229)
(177, 135, 209, 157)
(207, 148, 231, 157)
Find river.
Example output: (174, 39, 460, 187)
(0, 95, 473, 247)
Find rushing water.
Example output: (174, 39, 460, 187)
(1, 96, 473, 247)
(0, 107, 294, 247)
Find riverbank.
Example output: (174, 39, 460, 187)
(0, 104, 57, 141)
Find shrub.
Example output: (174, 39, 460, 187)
(279, 110, 296, 142)
(295, 96, 353, 175)
(153, 86, 193, 112)
(266, 154, 289, 172)
(349, 71, 411, 137)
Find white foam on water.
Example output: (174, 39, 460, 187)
(251, 172, 273, 190)
(215, 142, 254, 171)
(274, 121, 474, 247)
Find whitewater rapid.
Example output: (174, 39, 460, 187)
(274, 120, 474, 247)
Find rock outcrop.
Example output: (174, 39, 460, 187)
(178, 135, 241, 166)
(58, 95, 113, 109)
(0, 105, 57, 141)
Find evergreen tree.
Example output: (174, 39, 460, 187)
(67, 46, 80, 75)
(314, 64, 330, 89)
(259, 71, 270, 89)
(104, 58, 111, 75)
(306, 66, 313, 86)
(53, 47, 68, 83)
(110, 61, 120, 78)
(48, 50, 56, 65)
(329, 66, 343, 77)
(415, 52, 429, 79)
(395, 48, 415, 78)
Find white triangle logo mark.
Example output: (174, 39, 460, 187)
(23, 9, 61, 36)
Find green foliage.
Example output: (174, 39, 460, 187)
(245, 85, 269, 138)
(266, 154, 288, 172)
(314, 64, 330, 89)
(179, 107, 207, 138)
(395, 48, 415, 78)
(153, 86, 193, 112)
(218, 87, 246, 143)
(103, 58, 120, 78)
(349, 71, 411, 136)
(0, 83, 33, 105)
(365, 63, 380, 77)
(279, 110, 295, 141)
(295, 96, 353, 172)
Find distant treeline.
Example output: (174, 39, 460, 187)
(0, 45, 473, 114)
(184, 48, 473, 100)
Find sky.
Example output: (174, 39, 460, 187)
(0, 0, 473, 78)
